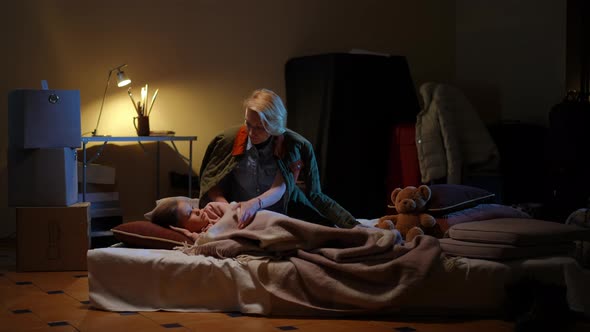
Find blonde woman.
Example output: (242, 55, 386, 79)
(199, 88, 359, 229)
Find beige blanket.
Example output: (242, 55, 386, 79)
(177, 208, 442, 315)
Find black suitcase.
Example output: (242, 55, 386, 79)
(285, 53, 420, 218)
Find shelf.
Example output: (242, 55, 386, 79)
(90, 230, 114, 238)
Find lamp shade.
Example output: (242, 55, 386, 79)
(116, 70, 131, 87)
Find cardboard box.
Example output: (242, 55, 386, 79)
(17, 202, 90, 271)
(8, 147, 78, 207)
(8, 89, 81, 149)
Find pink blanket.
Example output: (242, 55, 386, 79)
(178, 208, 442, 316)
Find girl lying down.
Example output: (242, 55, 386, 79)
(150, 199, 231, 241)
(149, 197, 390, 243)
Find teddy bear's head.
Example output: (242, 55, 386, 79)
(391, 185, 432, 214)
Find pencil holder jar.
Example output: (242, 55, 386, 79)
(134, 115, 150, 136)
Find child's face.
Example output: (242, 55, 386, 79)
(176, 201, 209, 233)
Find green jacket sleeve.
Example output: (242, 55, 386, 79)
(298, 139, 359, 228)
(280, 131, 358, 228)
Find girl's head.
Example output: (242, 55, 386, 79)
(150, 199, 209, 233)
(150, 199, 179, 228)
(243, 88, 287, 143)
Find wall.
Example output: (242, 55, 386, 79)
(0, 0, 455, 233)
(566, 0, 589, 93)
(455, 0, 567, 125)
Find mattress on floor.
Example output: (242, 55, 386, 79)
(87, 247, 590, 317)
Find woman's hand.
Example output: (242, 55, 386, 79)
(169, 225, 200, 242)
(203, 201, 229, 219)
(237, 198, 260, 229)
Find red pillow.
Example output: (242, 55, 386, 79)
(111, 221, 192, 249)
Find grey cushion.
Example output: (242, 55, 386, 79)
(447, 218, 590, 246)
(439, 238, 574, 260)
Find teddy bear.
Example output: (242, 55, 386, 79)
(375, 185, 437, 242)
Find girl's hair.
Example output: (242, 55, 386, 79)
(243, 88, 287, 135)
(150, 199, 180, 228)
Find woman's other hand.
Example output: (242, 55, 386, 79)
(203, 201, 229, 220)
(237, 198, 260, 229)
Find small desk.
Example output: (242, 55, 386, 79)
(80, 136, 197, 202)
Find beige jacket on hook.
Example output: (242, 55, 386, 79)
(415, 82, 500, 184)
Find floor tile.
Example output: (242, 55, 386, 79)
(161, 322, 183, 328)
(1, 287, 48, 311)
(8, 271, 87, 292)
(22, 325, 79, 332)
(140, 310, 229, 325)
(73, 310, 173, 332)
(0, 309, 46, 332)
(374, 318, 515, 332)
(393, 327, 416, 332)
(263, 316, 329, 329)
(293, 320, 394, 332)
(15, 281, 33, 285)
(13, 291, 90, 324)
(181, 315, 277, 332)
(119, 311, 140, 316)
(63, 277, 90, 301)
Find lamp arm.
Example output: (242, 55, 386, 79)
(92, 69, 114, 136)
(111, 63, 127, 72)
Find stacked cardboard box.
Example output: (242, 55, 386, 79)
(8, 89, 87, 271)
(8, 148, 78, 206)
(16, 203, 90, 271)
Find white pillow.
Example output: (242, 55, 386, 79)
(144, 196, 200, 220)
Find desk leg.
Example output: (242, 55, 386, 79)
(189, 140, 193, 197)
(156, 141, 160, 199)
(82, 141, 87, 202)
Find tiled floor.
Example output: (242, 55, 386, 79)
(1, 237, 588, 332)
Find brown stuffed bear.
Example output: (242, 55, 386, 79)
(375, 185, 437, 242)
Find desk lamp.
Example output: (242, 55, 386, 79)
(91, 64, 132, 136)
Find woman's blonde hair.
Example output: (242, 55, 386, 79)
(243, 88, 287, 135)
